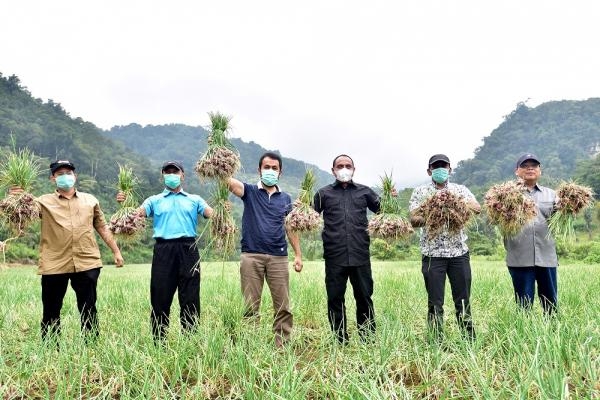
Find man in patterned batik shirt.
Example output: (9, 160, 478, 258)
(409, 154, 481, 343)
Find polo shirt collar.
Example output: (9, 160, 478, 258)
(256, 181, 280, 193)
(161, 188, 189, 197)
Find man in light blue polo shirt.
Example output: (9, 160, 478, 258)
(227, 152, 302, 348)
(119, 160, 213, 342)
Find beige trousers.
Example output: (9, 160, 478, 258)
(240, 253, 292, 342)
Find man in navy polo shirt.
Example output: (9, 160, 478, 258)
(227, 151, 302, 347)
(119, 161, 213, 342)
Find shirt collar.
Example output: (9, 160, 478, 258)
(54, 189, 78, 199)
(161, 188, 188, 197)
(256, 181, 280, 192)
(430, 180, 449, 189)
(332, 180, 356, 188)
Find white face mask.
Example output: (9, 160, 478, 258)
(335, 167, 354, 183)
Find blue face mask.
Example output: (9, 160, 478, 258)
(55, 174, 76, 190)
(261, 169, 279, 187)
(431, 168, 449, 184)
(164, 173, 181, 189)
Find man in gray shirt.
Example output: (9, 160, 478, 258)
(504, 153, 558, 314)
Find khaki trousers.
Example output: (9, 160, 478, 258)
(240, 253, 292, 342)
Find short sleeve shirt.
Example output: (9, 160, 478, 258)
(142, 189, 208, 239)
(504, 184, 558, 267)
(240, 182, 292, 256)
(37, 191, 106, 275)
(409, 182, 476, 258)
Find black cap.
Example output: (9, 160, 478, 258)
(50, 160, 76, 174)
(161, 160, 184, 172)
(516, 153, 541, 169)
(428, 154, 450, 167)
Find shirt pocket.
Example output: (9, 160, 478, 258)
(72, 226, 101, 257)
(538, 201, 554, 219)
(352, 196, 367, 210)
(351, 196, 368, 225)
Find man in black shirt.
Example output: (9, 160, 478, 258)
(313, 154, 381, 343)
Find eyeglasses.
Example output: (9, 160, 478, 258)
(519, 163, 540, 169)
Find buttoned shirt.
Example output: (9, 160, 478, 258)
(37, 191, 106, 275)
(313, 181, 380, 266)
(409, 182, 476, 258)
(142, 189, 208, 239)
(504, 184, 558, 267)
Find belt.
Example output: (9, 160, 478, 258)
(155, 237, 196, 243)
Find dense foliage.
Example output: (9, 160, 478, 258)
(102, 123, 333, 197)
(453, 100, 600, 190)
(3, 73, 600, 264)
(0, 73, 334, 264)
(0, 73, 160, 204)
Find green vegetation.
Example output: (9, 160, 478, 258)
(102, 123, 332, 196)
(0, 261, 598, 398)
(0, 73, 334, 264)
(3, 72, 600, 264)
(1, 71, 599, 397)
(0, 141, 42, 190)
(453, 100, 600, 189)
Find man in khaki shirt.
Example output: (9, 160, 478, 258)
(12, 160, 124, 341)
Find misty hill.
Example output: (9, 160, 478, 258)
(453, 99, 600, 189)
(0, 73, 159, 206)
(102, 124, 333, 196)
(0, 73, 333, 205)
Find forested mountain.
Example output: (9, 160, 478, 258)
(0, 74, 160, 207)
(453, 100, 600, 190)
(3, 72, 600, 263)
(102, 124, 333, 196)
(0, 72, 333, 263)
(0, 73, 332, 203)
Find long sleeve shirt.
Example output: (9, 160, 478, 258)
(313, 181, 380, 266)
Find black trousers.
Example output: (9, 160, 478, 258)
(325, 262, 375, 342)
(41, 268, 101, 339)
(421, 253, 474, 336)
(150, 238, 200, 340)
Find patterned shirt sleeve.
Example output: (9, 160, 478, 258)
(409, 185, 429, 211)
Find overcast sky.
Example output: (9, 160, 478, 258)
(3, 1, 600, 187)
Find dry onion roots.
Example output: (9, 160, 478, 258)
(108, 207, 146, 242)
(368, 214, 414, 241)
(286, 200, 321, 233)
(548, 181, 594, 241)
(484, 180, 537, 237)
(420, 190, 475, 239)
(0, 192, 39, 236)
(194, 146, 241, 180)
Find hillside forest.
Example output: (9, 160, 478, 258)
(1, 73, 600, 264)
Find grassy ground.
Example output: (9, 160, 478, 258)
(0, 260, 598, 399)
